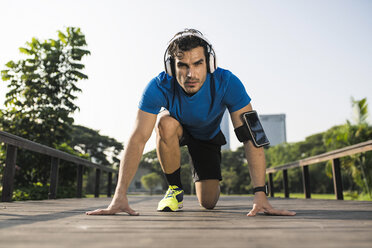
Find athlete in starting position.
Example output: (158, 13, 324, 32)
(86, 29, 296, 217)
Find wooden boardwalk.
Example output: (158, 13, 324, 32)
(1, 196, 372, 248)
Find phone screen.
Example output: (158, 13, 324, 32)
(243, 111, 270, 147)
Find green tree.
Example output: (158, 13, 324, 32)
(70, 125, 123, 167)
(324, 97, 372, 197)
(221, 168, 239, 194)
(352, 97, 369, 125)
(69, 125, 123, 194)
(264, 133, 332, 194)
(263, 97, 371, 197)
(138, 147, 193, 193)
(0, 27, 90, 188)
(141, 172, 162, 195)
(221, 147, 251, 194)
(180, 162, 193, 194)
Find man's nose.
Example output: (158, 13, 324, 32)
(186, 67, 194, 78)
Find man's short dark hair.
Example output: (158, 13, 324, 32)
(168, 29, 210, 60)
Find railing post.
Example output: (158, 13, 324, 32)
(332, 158, 344, 200)
(107, 172, 112, 197)
(283, 169, 289, 198)
(302, 166, 311, 199)
(1, 145, 18, 202)
(76, 164, 83, 198)
(48, 157, 59, 199)
(268, 173, 274, 197)
(95, 169, 101, 198)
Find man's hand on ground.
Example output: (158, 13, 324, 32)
(85, 195, 139, 216)
(247, 192, 296, 217)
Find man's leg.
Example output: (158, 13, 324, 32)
(155, 111, 184, 211)
(195, 179, 220, 209)
(155, 111, 183, 174)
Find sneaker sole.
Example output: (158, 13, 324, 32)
(157, 203, 183, 212)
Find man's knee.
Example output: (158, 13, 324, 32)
(195, 180, 220, 210)
(199, 200, 217, 210)
(156, 115, 181, 141)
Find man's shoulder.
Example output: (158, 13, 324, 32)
(151, 71, 173, 90)
(212, 67, 234, 82)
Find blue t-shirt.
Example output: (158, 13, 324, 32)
(139, 67, 251, 140)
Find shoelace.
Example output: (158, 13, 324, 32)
(165, 189, 175, 198)
(165, 188, 182, 198)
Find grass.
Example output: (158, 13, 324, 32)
(270, 192, 372, 201)
(85, 194, 112, 198)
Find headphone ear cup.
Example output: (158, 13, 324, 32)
(209, 53, 217, 74)
(165, 57, 173, 77)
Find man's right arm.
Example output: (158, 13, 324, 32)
(86, 109, 157, 215)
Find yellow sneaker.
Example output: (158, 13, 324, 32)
(157, 185, 184, 211)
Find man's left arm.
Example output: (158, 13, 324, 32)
(230, 103, 296, 216)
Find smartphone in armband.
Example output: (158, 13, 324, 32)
(242, 111, 270, 148)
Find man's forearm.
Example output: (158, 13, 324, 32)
(115, 137, 147, 196)
(244, 141, 267, 187)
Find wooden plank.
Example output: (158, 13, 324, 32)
(48, 158, 59, 199)
(266, 161, 300, 173)
(0, 131, 116, 173)
(107, 172, 112, 197)
(283, 169, 289, 198)
(300, 141, 372, 166)
(76, 165, 83, 198)
(268, 173, 274, 197)
(95, 169, 101, 198)
(332, 158, 344, 200)
(1, 197, 372, 248)
(302, 166, 311, 199)
(1, 145, 17, 202)
(266, 140, 372, 174)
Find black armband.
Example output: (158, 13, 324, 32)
(234, 110, 270, 148)
(234, 125, 251, 143)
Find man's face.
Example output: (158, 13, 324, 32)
(174, 46, 207, 95)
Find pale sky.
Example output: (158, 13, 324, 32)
(1, 0, 371, 152)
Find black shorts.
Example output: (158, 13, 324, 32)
(180, 129, 227, 182)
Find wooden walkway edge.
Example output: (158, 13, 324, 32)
(1, 196, 372, 248)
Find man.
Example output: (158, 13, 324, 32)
(86, 29, 295, 217)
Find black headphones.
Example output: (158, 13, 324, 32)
(163, 29, 217, 77)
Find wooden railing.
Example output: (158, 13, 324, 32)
(0, 130, 118, 202)
(265, 140, 372, 200)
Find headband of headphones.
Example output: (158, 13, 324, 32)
(164, 29, 217, 77)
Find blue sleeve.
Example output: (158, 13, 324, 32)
(223, 72, 251, 113)
(138, 77, 167, 114)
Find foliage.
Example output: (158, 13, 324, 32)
(264, 132, 333, 193)
(220, 146, 251, 194)
(138, 146, 193, 193)
(265, 97, 372, 196)
(351, 97, 369, 125)
(1, 27, 90, 144)
(70, 125, 123, 167)
(7, 182, 78, 201)
(11, 182, 49, 201)
(180, 162, 193, 194)
(141, 172, 162, 195)
(65, 125, 123, 195)
(0, 27, 90, 190)
(221, 168, 239, 194)
(322, 98, 372, 196)
(127, 99, 372, 198)
(0, 28, 125, 201)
